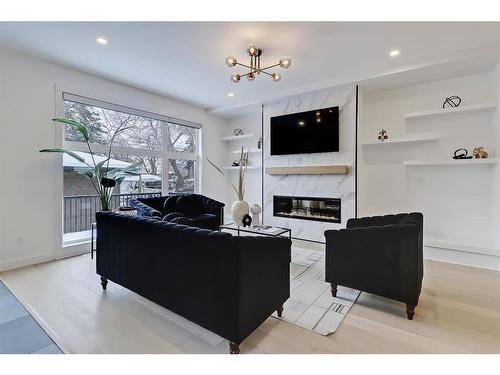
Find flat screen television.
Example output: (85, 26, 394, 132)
(270, 106, 339, 155)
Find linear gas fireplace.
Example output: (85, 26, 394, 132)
(273, 195, 341, 223)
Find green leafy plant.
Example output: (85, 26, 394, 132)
(207, 147, 249, 201)
(40, 118, 141, 211)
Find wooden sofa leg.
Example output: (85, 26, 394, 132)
(406, 304, 416, 320)
(100, 276, 108, 290)
(229, 342, 240, 354)
(276, 306, 284, 318)
(331, 284, 337, 297)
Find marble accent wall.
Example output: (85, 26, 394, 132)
(263, 84, 357, 242)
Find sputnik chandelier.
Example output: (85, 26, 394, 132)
(225, 45, 291, 83)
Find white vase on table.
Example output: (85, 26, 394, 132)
(231, 200, 249, 226)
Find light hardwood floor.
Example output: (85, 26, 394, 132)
(1, 248, 500, 354)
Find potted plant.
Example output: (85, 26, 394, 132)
(207, 147, 249, 226)
(40, 118, 140, 211)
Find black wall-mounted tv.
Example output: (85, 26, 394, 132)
(270, 106, 339, 156)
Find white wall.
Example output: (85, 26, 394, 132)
(494, 63, 500, 251)
(0, 47, 228, 271)
(358, 72, 500, 270)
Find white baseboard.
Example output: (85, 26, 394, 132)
(424, 246, 500, 271)
(0, 253, 55, 272)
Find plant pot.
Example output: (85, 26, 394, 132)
(231, 200, 249, 226)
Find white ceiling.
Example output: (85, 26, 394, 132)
(0, 22, 499, 114)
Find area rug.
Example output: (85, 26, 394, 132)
(272, 246, 360, 335)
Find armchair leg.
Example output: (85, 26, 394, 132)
(331, 284, 337, 297)
(406, 304, 416, 320)
(229, 342, 240, 354)
(276, 306, 284, 318)
(100, 276, 108, 290)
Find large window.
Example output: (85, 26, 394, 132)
(61, 93, 200, 239)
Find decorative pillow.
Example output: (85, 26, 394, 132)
(162, 212, 185, 222)
(163, 195, 180, 213)
(176, 195, 199, 217)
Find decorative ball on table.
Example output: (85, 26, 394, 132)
(233, 128, 244, 136)
(242, 214, 252, 227)
(442, 95, 461, 109)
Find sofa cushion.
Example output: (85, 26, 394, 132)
(170, 216, 199, 227)
(164, 195, 180, 213)
(176, 195, 199, 216)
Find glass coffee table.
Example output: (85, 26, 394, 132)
(220, 223, 291, 240)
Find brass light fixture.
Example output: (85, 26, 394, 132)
(225, 45, 291, 83)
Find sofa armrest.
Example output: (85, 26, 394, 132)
(346, 213, 408, 228)
(129, 198, 162, 218)
(325, 224, 422, 305)
(234, 236, 291, 343)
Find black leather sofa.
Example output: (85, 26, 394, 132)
(96, 212, 291, 354)
(129, 194, 225, 231)
(324, 213, 423, 319)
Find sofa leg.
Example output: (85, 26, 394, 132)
(100, 276, 108, 290)
(276, 306, 284, 318)
(331, 284, 337, 297)
(406, 304, 416, 320)
(229, 342, 240, 354)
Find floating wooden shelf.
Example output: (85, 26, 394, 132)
(404, 103, 496, 120)
(221, 134, 254, 141)
(362, 135, 438, 146)
(404, 159, 497, 166)
(265, 165, 349, 175)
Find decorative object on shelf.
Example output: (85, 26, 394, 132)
(377, 129, 389, 142)
(242, 214, 252, 227)
(207, 147, 250, 226)
(40, 118, 140, 211)
(225, 45, 291, 83)
(257, 136, 263, 149)
(233, 128, 244, 136)
(473, 147, 488, 159)
(453, 148, 473, 160)
(232, 160, 240, 167)
(250, 204, 262, 226)
(442, 95, 462, 109)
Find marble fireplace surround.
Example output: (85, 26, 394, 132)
(262, 84, 357, 242)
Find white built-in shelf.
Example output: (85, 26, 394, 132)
(232, 148, 261, 154)
(362, 135, 438, 146)
(221, 133, 254, 142)
(425, 239, 500, 257)
(404, 159, 497, 166)
(223, 165, 261, 170)
(404, 103, 496, 120)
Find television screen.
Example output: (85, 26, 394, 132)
(270, 107, 339, 155)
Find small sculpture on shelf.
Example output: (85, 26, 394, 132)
(232, 160, 240, 167)
(377, 129, 389, 142)
(473, 147, 488, 159)
(233, 128, 244, 136)
(250, 204, 262, 226)
(442, 95, 462, 109)
(257, 136, 263, 149)
(453, 148, 472, 160)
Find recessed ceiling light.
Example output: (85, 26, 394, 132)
(96, 37, 108, 45)
(227, 92, 234, 97)
(389, 49, 400, 57)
